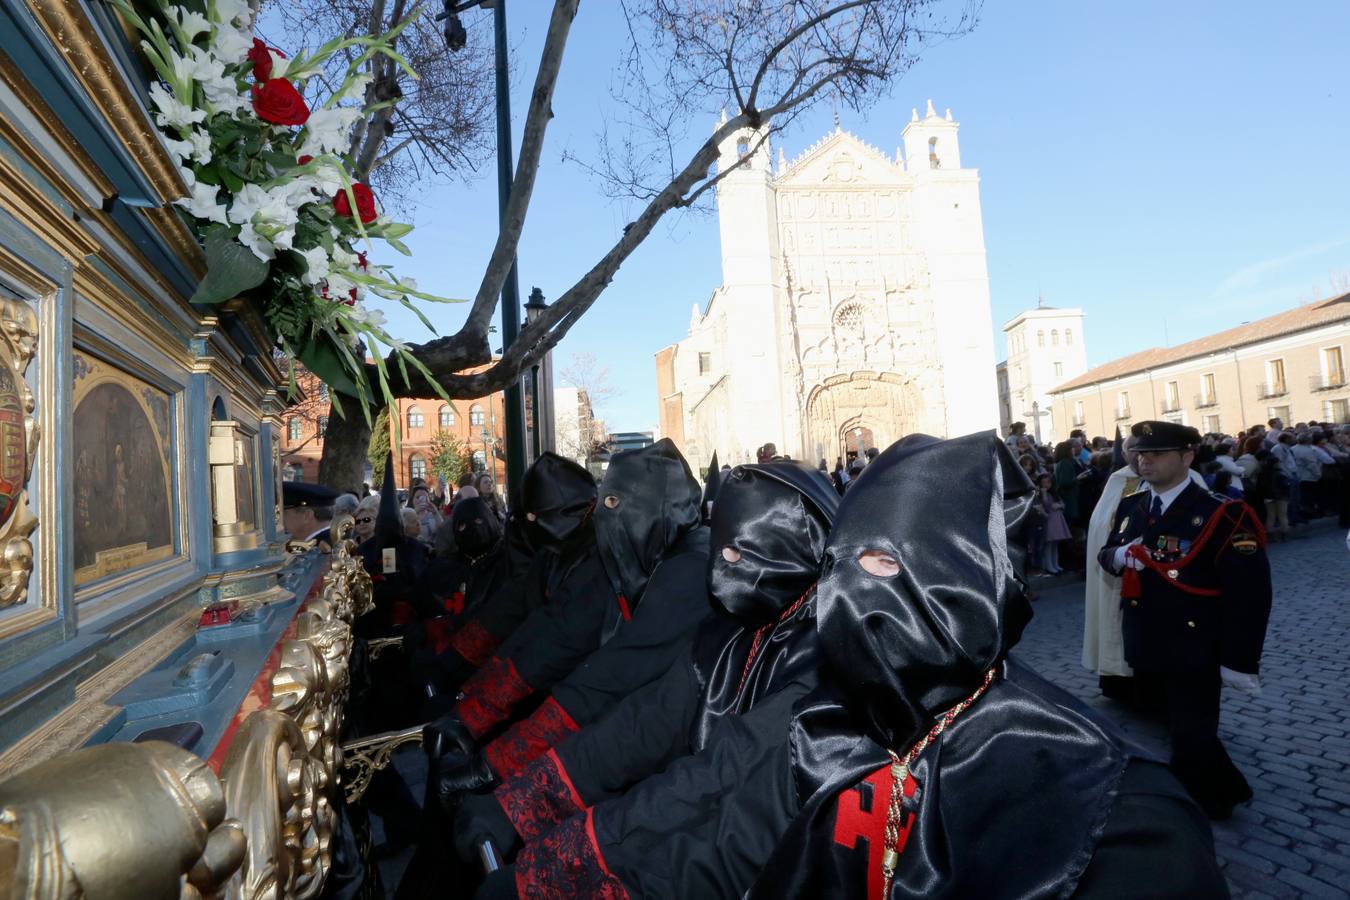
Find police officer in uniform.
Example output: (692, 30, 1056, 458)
(1099, 420, 1272, 819)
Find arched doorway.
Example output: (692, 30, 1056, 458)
(842, 423, 875, 464)
(804, 372, 925, 464)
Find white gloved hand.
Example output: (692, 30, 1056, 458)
(1112, 538, 1144, 572)
(1220, 666, 1261, 695)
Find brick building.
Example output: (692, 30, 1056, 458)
(1048, 293, 1350, 439)
(278, 365, 508, 490)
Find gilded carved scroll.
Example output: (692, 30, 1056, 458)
(0, 298, 38, 609)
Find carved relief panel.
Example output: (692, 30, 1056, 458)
(0, 298, 38, 610)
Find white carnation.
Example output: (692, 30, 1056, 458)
(298, 107, 362, 157)
(211, 27, 252, 65)
(187, 129, 213, 164)
(212, 0, 253, 30)
(346, 304, 387, 330)
(237, 222, 275, 260)
(149, 82, 206, 130)
(163, 136, 193, 163)
(299, 247, 331, 286)
(176, 181, 229, 225)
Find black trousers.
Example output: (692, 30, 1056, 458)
(1135, 669, 1251, 815)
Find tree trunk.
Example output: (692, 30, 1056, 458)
(318, 410, 374, 492)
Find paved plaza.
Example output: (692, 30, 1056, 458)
(1013, 522, 1350, 899)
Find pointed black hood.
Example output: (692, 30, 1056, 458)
(452, 496, 501, 558)
(521, 452, 597, 548)
(593, 438, 701, 607)
(701, 451, 721, 524)
(708, 462, 838, 626)
(815, 431, 1035, 750)
(376, 451, 403, 548)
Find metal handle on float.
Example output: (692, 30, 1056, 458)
(478, 840, 502, 874)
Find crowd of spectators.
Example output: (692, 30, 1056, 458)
(1006, 417, 1350, 574)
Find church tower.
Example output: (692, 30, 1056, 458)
(904, 101, 999, 435)
(711, 115, 786, 458)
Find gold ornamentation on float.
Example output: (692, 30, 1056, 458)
(0, 299, 39, 610)
(0, 741, 244, 899)
(339, 726, 425, 806)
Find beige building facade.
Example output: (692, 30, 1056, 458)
(996, 304, 1088, 444)
(656, 103, 1000, 471)
(1049, 293, 1350, 439)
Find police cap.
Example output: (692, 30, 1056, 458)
(1130, 420, 1200, 452)
(282, 481, 340, 509)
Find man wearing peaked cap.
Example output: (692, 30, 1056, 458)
(1099, 419, 1272, 820)
(281, 481, 340, 545)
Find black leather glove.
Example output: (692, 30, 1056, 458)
(454, 791, 521, 863)
(475, 866, 518, 900)
(424, 712, 477, 759)
(434, 750, 499, 814)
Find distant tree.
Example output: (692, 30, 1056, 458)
(429, 429, 474, 487)
(558, 352, 614, 463)
(367, 406, 391, 484)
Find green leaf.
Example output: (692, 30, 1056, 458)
(378, 222, 414, 240)
(296, 334, 362, 399)
(221, 169, 244, 193)
(190, 227, 271, 305)
(385, 236, 411, 256)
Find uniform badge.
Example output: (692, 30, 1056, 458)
(1117, 516, 1129, 533)
(1230, 532, 1259, 555)
(1192, 516, 1203, 526)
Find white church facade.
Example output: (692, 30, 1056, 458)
(655, 102, 1000, 472)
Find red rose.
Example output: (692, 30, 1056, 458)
(297, 155, 314, 166)
(248, 39, 286, 81)
(252, 79, 309, 126)
(334, 183, 378, 224)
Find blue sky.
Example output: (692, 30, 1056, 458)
(354, 1, 1350, 432)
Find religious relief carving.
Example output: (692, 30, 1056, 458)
(0, 298, 38, 610)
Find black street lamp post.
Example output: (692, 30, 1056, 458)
(440, 0, 527, 499)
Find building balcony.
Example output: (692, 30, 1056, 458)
(1257, 382, 1288, 400)
(1114, 407, 1131, 421)
(1194, 394, 1218, 409)
(1310, 372, 1347, 392)
(1072, 416, 1086, 427)
(1161, 399, 1182, 414)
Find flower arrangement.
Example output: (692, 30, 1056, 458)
(115, 0, 453, 416)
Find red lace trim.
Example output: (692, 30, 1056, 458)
(484, 696, 581, 779)
(494, 747, 586, 843)
(425, 617, 457, 655)
(449, 619, 499, 666)
(513, 809, 628, 899)
(457, 656, 533, 739)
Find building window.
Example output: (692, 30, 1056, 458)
(1203, 415, 1221, 434)
(1268, 404, 1291, 424)
(472, 450, 487, 471)
(1054, 362, 1063, 378)
(1201, 373, 1216, 406)
(470, 404, 485, 427)
(698, 352, 711, 375)
(318, 383, 329, 401)
(1324, 346, 1345, 387)
(1051, 329, 1059, 346)
(1324, 399, 1349, 423)
(1116, 392, 1131, 419)
(287, 417, 302, 442)
(409, 454, 426, 482)
(928, 136, 940, 169)
(317, 415, 328, 436)
(1263, 358, 1287, 397)
(736, 139, 749, 158)
(1073, 400, 1084, 426)
(1164, 381, 1180, 412)
(1037, 330, 1045, 347)
(1065, 328, 1073, 345)
(439, 405, 454, 428)
(407, 406, 424, 429)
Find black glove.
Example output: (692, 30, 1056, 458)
(475, 866, 518, 900)
(424, 712, 477, 759)
(454, 791, 521, 863)
(434, 750, 499, 814)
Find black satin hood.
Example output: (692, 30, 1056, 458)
(452, 497, 501, 558)
(708, 462, 838, 627)
(816, 431, 1035, 750)
(594, 438, 701, 608)
(701, 451, 721, 524)
(522, 452, 597, 547)
(501, 512, 536, 579)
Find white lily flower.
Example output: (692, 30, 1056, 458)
(187, 129, 213, 164)
(336, 72, 373, 103)
(177, 164, 197, 189)
(212, 0, 252, 30)
(346, 304, 387, 330)
(149, 82, 205, 130)
(299, 247, 330, 286)
(331, 245, 357, 269)
(237, 222, 275, 260)
(176, 181, 229, 225)
(298, 107, 362, 157)
(398, 277, 418, 292)
(212, 27, 252, 64)
(307, 159, 345, 196)
(327, 272, 355, 298)
(164, 136, 193, 163)
(268, 50, 290, 80)
(177, 8, 212, 41)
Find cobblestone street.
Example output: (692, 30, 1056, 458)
(1012, 522, 1350, 899)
